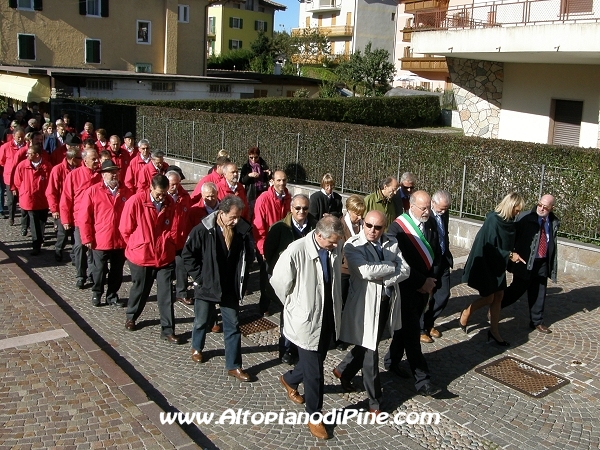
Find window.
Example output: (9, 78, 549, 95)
(152, 82, 175, 92)
(79, 0, 109, 17)
(550, 99, 583, 146)
(245, 0, 254, 10)
(135, 63, 152, 73)
(85, 39, 101, 63)
(561, 0, 593, 15)
(229, 17, 243, 29)
(208, 17, 216, 34)
(86, 79, 113, 90)
(17, 34, 36, 60)
(254, 89, 267, 98)
(10, 0, 42, 10)
(137, 21, 151, 44)
(210, 84, 231, 93)
(286, 90, 295, 97)
(178, 4, 189, 22)
(229, 39, 242, 50)
(254, 20, 267, 32)
(17, 0, 32, 10)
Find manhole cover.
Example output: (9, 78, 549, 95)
(239, 316, 278, 336)
(475, 356, 569, 398)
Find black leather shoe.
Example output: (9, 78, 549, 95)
(91, 295, 101, 307)
(30, 249, 40, 256)
(332, 367, 356, 392)
(76, 278, 85, 289)
(388, 363, 411, 379)
(21, 229, 27, 236)
(281, 352, 294, 365)
(417, 383, 441, 397)
(54, 252, 62, 262)
(162, 334, 181, 344)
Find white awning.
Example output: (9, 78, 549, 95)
(0, 74, 50, 103)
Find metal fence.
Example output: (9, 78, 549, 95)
(140, 115, 600, 245)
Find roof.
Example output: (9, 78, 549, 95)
(259, 0, 286, 11)
(207, 70, 322, 86)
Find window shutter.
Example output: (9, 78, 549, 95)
(552, 100, 583, 146)
(79, 0, 86, 15)
(9, 0, 17, 9)
(239, 41, 241, 49)
(18, 35, 35, 60)
(239, 18, 243, 29)
(264, 22, 268, 32)
(229, 40, 233, 49)
(33, 0, 43, 11)
(100, 0, 109, 17)
(255, 20, 258, 30)
(229, 17, 233, 28)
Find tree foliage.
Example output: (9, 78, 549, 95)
(336, 42, 395, 96)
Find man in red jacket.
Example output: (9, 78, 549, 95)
(190, 155, 230, 204)
(217, 163, 249, 221)
(79, 160, 133, 307)
(60, 148, 101, 288)
(136, 150, 168, 193)
(46, 139, 82, 261)
(107, 135, 131, 184)
(119, 174, 181, 344)
(0, 128, 27, 225)
(124, 139, 151, 191)
(253, 170, 291, 315)
(13, 144, 52, 255)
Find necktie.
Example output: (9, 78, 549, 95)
(435, 214, 445, 254)
(538, 218, 547, 258)
(318, 248, 330, 284)
(374, 244, 384, 260)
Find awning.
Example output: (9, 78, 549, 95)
(0, 74, 50, 103)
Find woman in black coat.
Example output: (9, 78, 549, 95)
(309, 173, 343, 219)
(459, 192, 526, 346)
(240, 146, 271, 218)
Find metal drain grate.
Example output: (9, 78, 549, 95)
(239, 316, 278, 336)
(475, 356, 569, 398)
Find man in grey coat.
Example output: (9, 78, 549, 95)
(271, 216, 344, 440)
(333, 210, 410, 415)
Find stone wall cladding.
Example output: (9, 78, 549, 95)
(447, 57, 504, 139)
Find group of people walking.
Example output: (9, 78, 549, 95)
(0, 117, 560, 440)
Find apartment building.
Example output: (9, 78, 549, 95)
(207, 0, 286, 56)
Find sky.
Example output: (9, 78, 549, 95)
(273, 0, 300, 33)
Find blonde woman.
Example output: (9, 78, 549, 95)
(459, 192, 526, 346)
(309, 173, 343, 219)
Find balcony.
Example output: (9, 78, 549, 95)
(403, 0, 448, 12)
(401, 53, 448, 72)
(403, 28, 413, 42)
(305, 0, 342, 13)
(291, 25, 353, 38)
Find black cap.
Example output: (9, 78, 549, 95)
(65, 134, 81, 145)
(99, 160, 120, 172)
(123, 132, 134, 138)
(166, 165, 185, 180)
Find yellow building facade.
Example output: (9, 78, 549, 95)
(0, 0, 208, 75)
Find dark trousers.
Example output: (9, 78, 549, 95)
(126, 261, 176, 336)
(257, 253, 278, 314)
(192, 298, 242, 370)
(421, 260, 451, 333)
(91, 248, 126, 304)
(282, 320, 334, 415)
(336, 297, 390, 410)
(26, 209, 48, 251)
(384, 292, 431, 391)
(502, 259, 548, 326)
(73, 227, 91, 281)
(0, 173, 5, 214)
(174, 250, 189, 299)
(6, 189, 17, 221)
(55, 221, 74, 259)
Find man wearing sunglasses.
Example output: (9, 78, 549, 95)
(501, 194, 559, 334)
(392, 171, 417, 215)
(333, 210, 410, 416)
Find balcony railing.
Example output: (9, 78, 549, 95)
(401, 54, 448, 71)
(305, 0, 342, 12)
(403, 0, 448, 12)
(291, 25, 353, 37)
(411, 0, 600, 32)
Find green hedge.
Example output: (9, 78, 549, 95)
(73, 96, 441, 128)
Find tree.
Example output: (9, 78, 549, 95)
(335, 42, 395, 96)
(250, 31, 274, 74)
(289, 28, 330, 65)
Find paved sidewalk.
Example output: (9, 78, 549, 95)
(1, 205, 599, 449)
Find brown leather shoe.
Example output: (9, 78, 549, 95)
(228, 368, 251, 382)
(125, 320, 135, 331)
(420, 333, 434, 344)
(177, 297, 194, 306)
(307, 420, 329, 439)
(429, 327, 442, 338)
(162, 334, 181, 344)
(211, 323, 223, 333)
(191, 350, 203, 363)
(535, 324, 552, 334)
(279, 375, 304, 404)
(332, 367, 356, 392)
(368, 408, 383, 418)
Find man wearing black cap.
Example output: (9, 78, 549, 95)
(79, 160, 133, 306)
(121, 132, 138, 158)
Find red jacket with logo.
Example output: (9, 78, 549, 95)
(252, 186, 291, 255)
(45, 158, 76, 214)
(135, 161, 169, 194)
(1, 140, 28, 187)
(170, 184, 193, 250)
(124, 154, 150, 191)
(79, 183, 133, 250)
(119, 191, 177, 267)
(13, 159, 52, 210)
(217, 178, 250, 221)
(108, 148, 132, 184)
(190, 170, 222, 204)
(60, 165, 102, 227)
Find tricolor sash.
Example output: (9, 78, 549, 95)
(394, 213, 434, 270)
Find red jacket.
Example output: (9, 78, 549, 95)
(8, 145, 50, 191)
(190, 170, 222, 204)
(1, 140, 28, 186)
(108, 148, 132, 184)
(189, 197, 215, 226)
(217, 178, 249, 221)
(78, 183, 133, 250)
(95, 140, 110, 152)
(120, 143, 138, 160)
(252, 186, 291, 255)
(170, 184, 193, 250)
(119, 191, 177, 267)
(13, 159, 52, 210)
(45, 158, 76, 214)
(136, 160, 168, 193)
(124, 154, 150, 191)
(50, 143, 67, 166)
(80, 131, 93, 141)
(60, 165, 102, 227)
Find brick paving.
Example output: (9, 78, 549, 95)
(1, 201, 599, 449)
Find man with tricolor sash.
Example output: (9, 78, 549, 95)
(383, 190, 442, 397)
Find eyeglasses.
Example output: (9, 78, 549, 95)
(364, 222, 384, 231)
(293, 206, 309, 211)
(412, 204, 429, 213)
(537, 203, 553, 211)
(403, 185, 415, 191)
(249, 155, 259, 159)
